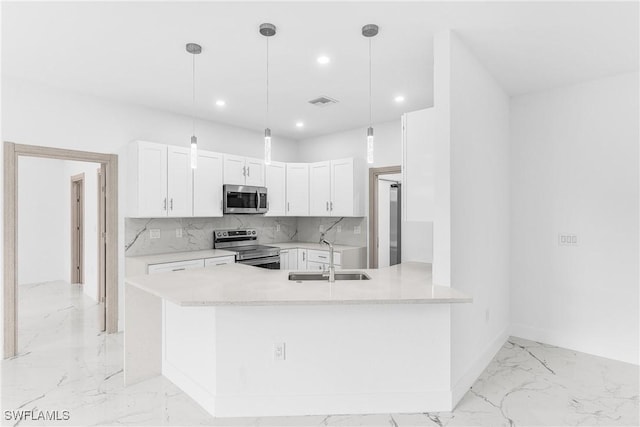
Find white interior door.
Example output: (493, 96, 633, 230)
(377, 180, 392, 268)
(309, 161, 331, 216)
(137, 142, 167, 217)
(330, 158, 354, 216)
(223, 154, 246, 185)
(167, 146, 192, 217)
(265, 161, 286, 216)
(285, 163, 309, 216)
(194, 150, 223, 217)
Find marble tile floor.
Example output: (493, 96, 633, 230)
(2, 281, 638, 426)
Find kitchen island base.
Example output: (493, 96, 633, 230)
(161, 301, 452, 417)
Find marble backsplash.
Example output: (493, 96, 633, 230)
(125, 216, 367, 256)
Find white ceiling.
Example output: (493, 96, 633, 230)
(2, 2, 638, 140)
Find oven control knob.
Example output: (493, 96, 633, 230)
(223, 231, 228, 236)
(251, 230, 256, 235)
(216, 232, 221, 237)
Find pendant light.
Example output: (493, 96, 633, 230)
(362, 24, 378, 164)
(186, 42, 202, 169)
(260, 23, 276, 165)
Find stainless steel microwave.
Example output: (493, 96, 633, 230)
(223, 185, 268, 214)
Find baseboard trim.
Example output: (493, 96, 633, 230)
(510, 323, 639, 366)
(451, 327, 509, 407)
(213, 390, 452, 417)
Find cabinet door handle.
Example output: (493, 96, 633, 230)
(163, 198, 167, 211)
(326, 201, 329, 211)
(242, 166, 246, 177)
(247, 166, 250, 177)
(330, 201, 333, 211)
(303, 252, 306, 261)
(170, 198, 174, 210)
(287, 202, 290, 212)
(172, 268, 186, 272)
(318, 255, 327, 259)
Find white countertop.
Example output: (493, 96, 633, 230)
(126, 249, 236, 265)
(125, 262, 472, 306)
(270, 241, 364, 252)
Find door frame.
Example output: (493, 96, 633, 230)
(70, 173, 85, 284)
(4, 142, 119, 358)
(368, 165, 401, 268)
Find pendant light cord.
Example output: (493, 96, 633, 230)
(369, 37, 372, 127)
(266, 37, 270, 129)
(192, 51, 196, 136)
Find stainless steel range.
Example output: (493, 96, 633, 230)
(213, 229, 281, 269)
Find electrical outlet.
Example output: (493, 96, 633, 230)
(337, 225, 342, 233)
(354, 226, 361, 234)
(149, 229, 161, 239)
(319, 225, 325, 232)
(273, 342, 286, 361)
(558, 234, 578, 246)
(276, 224, 281, 232)
(175, 228, 182, 238)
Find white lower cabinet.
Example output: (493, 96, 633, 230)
(297, 249, 307, 270)
(279, 249, 298, 270)
(204, 256, 236, 267)
(148, 259, 204, 274)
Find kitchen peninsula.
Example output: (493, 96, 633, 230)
(124, 262, 471, 417)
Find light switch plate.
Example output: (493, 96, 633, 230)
(276, 224, 281, 232)
(319, 225, 325, 232)
(337, 225, 342, 233)
(354, 226, 361, 234)
(175, 228, 182, 238)
(149, 229, 161, 239)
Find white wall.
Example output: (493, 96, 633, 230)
(17, 157, 68, 284)
(434, 30, 511, 405)
(510, 72, 639, 365)
(1, 76, 300, 331)
(297, 120, 401, 166)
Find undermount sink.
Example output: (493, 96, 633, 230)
(288, 271, 371, 281)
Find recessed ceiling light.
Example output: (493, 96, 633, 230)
(215, 99, 226, 107)
(394, 95, 405, 103)
(317, 56, 330, 65)
(296, 122, 304, 128)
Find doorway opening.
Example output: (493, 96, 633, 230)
(368, 165, 401, 268)
(4, 142, 118, 358)
(70, 173, 85, 284)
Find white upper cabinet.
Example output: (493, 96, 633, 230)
(167, 146, 193, 217)
(223, 155, 265, 187)
(402, 108, 435, 221)
(223, 154, 247, 186)
(330, 158, 363, 217)
(285, 163, 309, 216)
(307, 158, 364, 217)
(309, 161, 331, 216)
(265, 161, 286, 216)
(128, 141, 169, 217)
(193, 150, 224, 217)
(245, 157, 265, 186)
(128, 141, 167, 217)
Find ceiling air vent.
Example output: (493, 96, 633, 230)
(308, 96, 339, 107)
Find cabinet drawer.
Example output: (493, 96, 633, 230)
(307, 250, 341, 265)
(204, 256, 236, 267)
(148, 259, 204, 274)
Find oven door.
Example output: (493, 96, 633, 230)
(237, 255, 280, 269)
(223, 185, 268, 214)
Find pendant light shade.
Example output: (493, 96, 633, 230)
(363, 24, 379, 164)
(186, 42, 202, 169)
(260, 23, 276, 165)
(264, 128, 272, 165)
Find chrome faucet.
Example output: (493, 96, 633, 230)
(320, 234, 335, 283)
